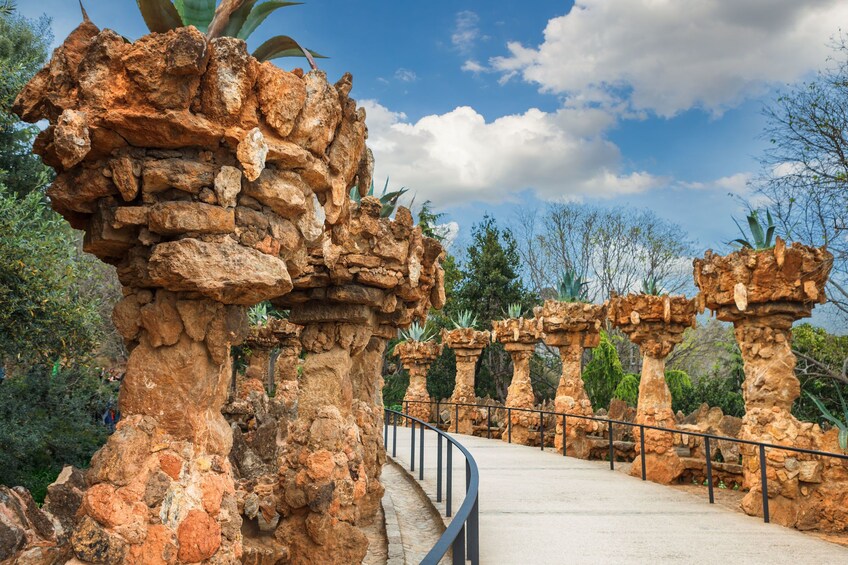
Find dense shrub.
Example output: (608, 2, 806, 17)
(612, 373, 640, 407)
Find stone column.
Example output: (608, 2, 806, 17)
(694, 241, 846, 530)
(395, 340, 443, 423)
(443, 328, 491, 435)
(608, 294, 696, 484)
(493, 317, 543, 445)
(272, 320, 303, 411)
(537, 301, 605, 458)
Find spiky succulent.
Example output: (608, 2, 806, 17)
(558, 270, 589, 303)
(0, 1, 15, 16)
(350, 177, 409, 218)
(133, 0, 325, 66)
(641, 276, 663, 296)
(248, 301, 270, 326)
(732, 209, 777, 250)
(504, 303, 523, 319)
(399, 321, 436, 343)
(451, 310, 478, 330)
(807, 390, 848, 451)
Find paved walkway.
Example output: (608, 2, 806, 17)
(387, 426, 848, 564)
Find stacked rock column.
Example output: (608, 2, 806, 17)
(493, 317, 543, 445)
(694, 241, 848, 530)
(395, 340, 443, 423)
(443, 328, 491, 435)
(239, 324, 278, 396)
(536, 301, 605, 458)
(272, 319, 304, 411)
(608, 294, 697, 484)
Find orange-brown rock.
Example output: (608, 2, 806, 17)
(442, 328, 491, 435)
(394, 340, 443, 423)
(694, 242, 845, 531)
(608, 293, 697, 484)
(493, 317, 543, 445)
(536, 300, 606, 457)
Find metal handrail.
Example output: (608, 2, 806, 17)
(384, 408, 480, 564)
(406, 399, 848, 524)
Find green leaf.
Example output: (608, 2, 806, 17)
(136, 0, 183, 33)
(238, 1, 302, 40)
(839, 428, 848, 451)
(806, 392, 843, 427)
(747, 212, 765, 248)
(173, 0, 216, 31)
(252, 35, 326, 66)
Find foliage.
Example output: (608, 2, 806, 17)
(381, 370, 408, 408)
(398, 321, 436, 343)
(791, 323, 848, 424)
(582, 331, 625, 410)
(676, 373, 745, 418)
(504, 302, 523, 319)
(134, 0, 325, 65)
(0, 364, 116, 501)
(0, 187, 103, 365)
(350, 176, 409, 218)
(641, 276, 662, 296)
(418, 200, 445, 242)
(731, 208, 777, 250)
(450, 310, 478, 330)
(248, 302, 270, 326)
(557, 269, 589, 302)
(806, 389, 848, 450)
(665, 369, 693, 413)
(612, 373, 639, 407)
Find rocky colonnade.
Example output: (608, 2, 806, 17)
(395, 340, 443, 423)
(608, 294, 697, 483)
(443, 328, 491, 435)
(537, 301, 606, 458)
(492, 317, 544, 445)
(695, 240, 847, 531)
(10, 20, 445, 564)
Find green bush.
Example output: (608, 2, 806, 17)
(382, 371, 409, 408)
(0, 364, 116, 502)
(612, 373, 640, 407)
(666, 369, 693, 413)
(583, 331, 625, 410)
(676, 373, 745, 418)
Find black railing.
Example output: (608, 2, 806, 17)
(404, 399, 848, 525)
(384, 408, 480, 565)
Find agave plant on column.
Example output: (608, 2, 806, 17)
(607, 281, 697, 484)
(443, 311, 491, 435)
(492, 303, 543, 445)
(694, 209, 845, 530)
(535, 271, 606, 457)
(394, 321, 442, 423)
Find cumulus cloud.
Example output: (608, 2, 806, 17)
(394, 68, 418, 82)
(491, 0, 848, 116)
(452, 11, 481, 52)
(360, 100, 660, 207)
(461, 60, 487, 74)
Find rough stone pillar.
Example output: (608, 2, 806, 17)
(536, 301, 605, 457)
(493, 317, 543, 445)
(395, 340, 443, 423)
(74, 291, 248, 563)
(608, 294, 696, 484)
(443, 328, 491, 435)
(272, 320, 303, 409)
(694, 241, 848, 530)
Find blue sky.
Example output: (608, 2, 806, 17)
(18, 0, 848, 254)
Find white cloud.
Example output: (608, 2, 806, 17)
(394, 68, 418, 82)
(682, 172, 752, 196)
(361, 100, 660, 207)
(462, 60, 487, 74)
(491, 0, 848, 117)
(452, 11, 481, 52)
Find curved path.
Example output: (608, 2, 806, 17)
(387, 426, 848, 564)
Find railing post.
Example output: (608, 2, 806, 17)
(507, 408, 512, 443)
(705, 436, 714, 504)
(487, 409, 492, 440)
(452, 523, 466, 564)
(446, 442, 453, 517)
(392, 412, 397, 457)
(562, 414, 567, 457)
(466, 459, 479, 564)
(759, 444, 770, 523)
(539, 411, 544, 451)
(404, 400, 409, 416)
(437, 433, 443, 502)
(410, 419, 416, 472)
(419, 422, 425, 481)
(436, 399, 440, 427)
(384, 409, 388, 447)
(455, 403, 459, 434)
(639, 425, 646, 480)
(608, 420, 614, 470)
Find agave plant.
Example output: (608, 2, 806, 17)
(247, 301, 270, 326)
(732, 209, 777, 250)
(350, 176, 410, 218)
(504, 303, 523, 319)
(558, 270, 589, 303)
(807, 390, 848, 451)
(399, 321, 436, 343)
(133, 0, 325, 67)
(451, 310, 478, 330)
(641, 276, 663, 296)
(0, 0, 14, 16)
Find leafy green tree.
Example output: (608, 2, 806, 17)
(792, 323, 848, 425)
(0, 364, 115, 502)
(582, 330, 625, 410)
(612, 373, 639, 407)
(665, 369, 693, 413)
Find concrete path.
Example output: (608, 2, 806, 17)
(386, 425, 848, 565)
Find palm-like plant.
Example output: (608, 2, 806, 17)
(399, 321, 436, 343)
(558, 270, 589, 303)
(451, 310, 478, 330)
(732, 209, 777, 250)
(350, 177, 409, 219)
(504, 303, 523, 319)
(247, 302, 270, 326)
(0, 1, 15, 17)
(134, 0, 325, 67)
(807, 390, 848, 451)
(641, 276, 663, 296)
